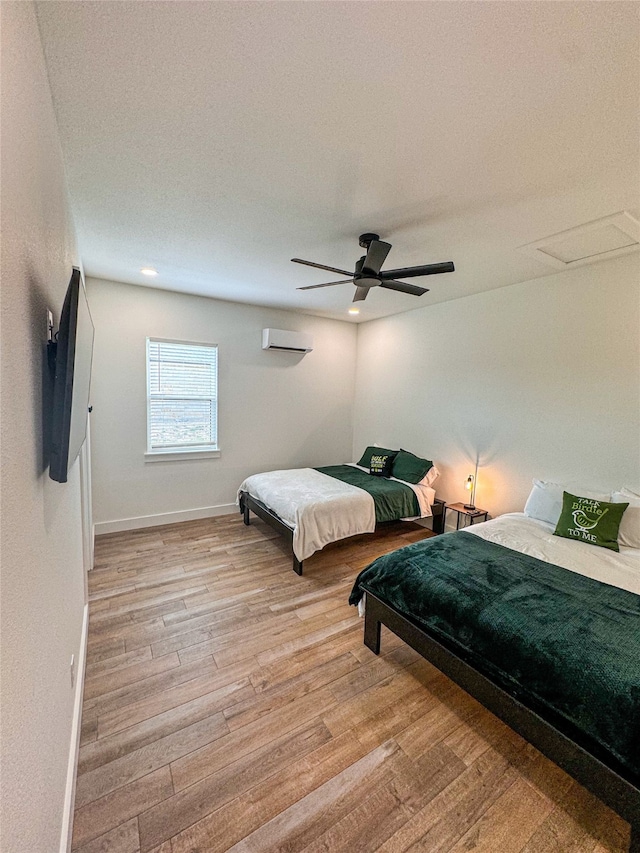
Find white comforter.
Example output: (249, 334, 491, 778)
(239, 468, 376, 561)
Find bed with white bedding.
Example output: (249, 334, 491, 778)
(238, 461, 442, 575)
(464, 511, 639, 592)
(349, 510, 640, 852)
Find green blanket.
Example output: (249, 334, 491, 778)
(349, 531, 640, 784)
(315, 465, 420, 523)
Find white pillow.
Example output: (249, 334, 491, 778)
(611, 488, 640, 549)
(420, 465, 440, 488)
(523, 479, 609, 527)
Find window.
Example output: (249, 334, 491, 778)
(146, 339, 218, 454)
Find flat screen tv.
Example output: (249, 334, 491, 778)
(49, 267, 95, 483)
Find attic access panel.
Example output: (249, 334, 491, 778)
(519, 211, 640, 270)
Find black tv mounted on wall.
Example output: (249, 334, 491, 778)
(48, 267, 95, 483)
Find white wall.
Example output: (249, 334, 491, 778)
(0, 4, 86, 851)
(87, 278, 357, 531)
(353, 254, 640, 518)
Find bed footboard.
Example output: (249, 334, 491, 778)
(362, 591, 640, 852)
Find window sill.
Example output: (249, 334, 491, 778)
(145, 448, 220, 463)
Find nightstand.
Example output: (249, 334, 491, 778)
(445, 502, 489, 530)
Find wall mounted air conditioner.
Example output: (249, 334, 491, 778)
(262, 328, 313, 353)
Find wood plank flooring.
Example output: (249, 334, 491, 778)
(73, 513, 631, 852)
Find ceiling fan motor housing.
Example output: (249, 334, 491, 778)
(354, 255, 380, 288)
(358, 233, 380, 249)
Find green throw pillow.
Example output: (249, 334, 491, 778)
(369, 453, 394, 477)
(391, 449, 433, 484)
(553, 491, 628, 552)
(357, 446, 398, 469)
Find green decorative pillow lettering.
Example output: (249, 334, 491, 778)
(391, 449, 433, 485)
(553, 491, 628, 552)
(369, 453, 394, 477)
(357, 446, 398, 469)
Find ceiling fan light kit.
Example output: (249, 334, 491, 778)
(293, 233, 455, 303)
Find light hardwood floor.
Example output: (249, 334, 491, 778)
(73, 513, 630, 852)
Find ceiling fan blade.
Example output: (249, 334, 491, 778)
(362, 240, 391, 275)
(291, 258, 353, 277)
(297, 279, 353, 290)
(353, 286, 369, 302)
(379, 261, 455, 280)
(379, 280, 429, 297)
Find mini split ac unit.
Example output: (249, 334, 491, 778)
(262, 328, 313, 353)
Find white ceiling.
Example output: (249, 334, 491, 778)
(36, 1, 639, 322)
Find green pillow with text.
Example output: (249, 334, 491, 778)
(357, 446, 398, 469)
(553, 491, 628, 552)
(369, 453, 394, 477)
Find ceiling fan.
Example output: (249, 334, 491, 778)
(292, 233, 455, 303)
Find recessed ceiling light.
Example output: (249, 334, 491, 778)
(348, 307, 360, 315)
(140, 267, 158, 277)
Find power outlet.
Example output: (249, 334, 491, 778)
(70, 654, 75, 688)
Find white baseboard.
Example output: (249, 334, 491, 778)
(94, 503, 237, 536)
(59, 602, 89, 853)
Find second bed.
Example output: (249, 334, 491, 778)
(239, 461, 443, 574)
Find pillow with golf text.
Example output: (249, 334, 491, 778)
(369, 452, 394, 477)
(553, 491, 628, 552)
(357, 446, 398, 469)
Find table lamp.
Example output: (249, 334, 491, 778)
(464, 462, 478, 510)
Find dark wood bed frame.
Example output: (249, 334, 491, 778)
(363, 590, 640, 852)
(238, 490, 446, 575)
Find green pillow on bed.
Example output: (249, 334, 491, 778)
(553, 491, 628, 552)
(391, 449, 433, 484)
(357, 446, 398, 469)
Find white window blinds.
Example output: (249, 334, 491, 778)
(147, 339, 218, 450)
